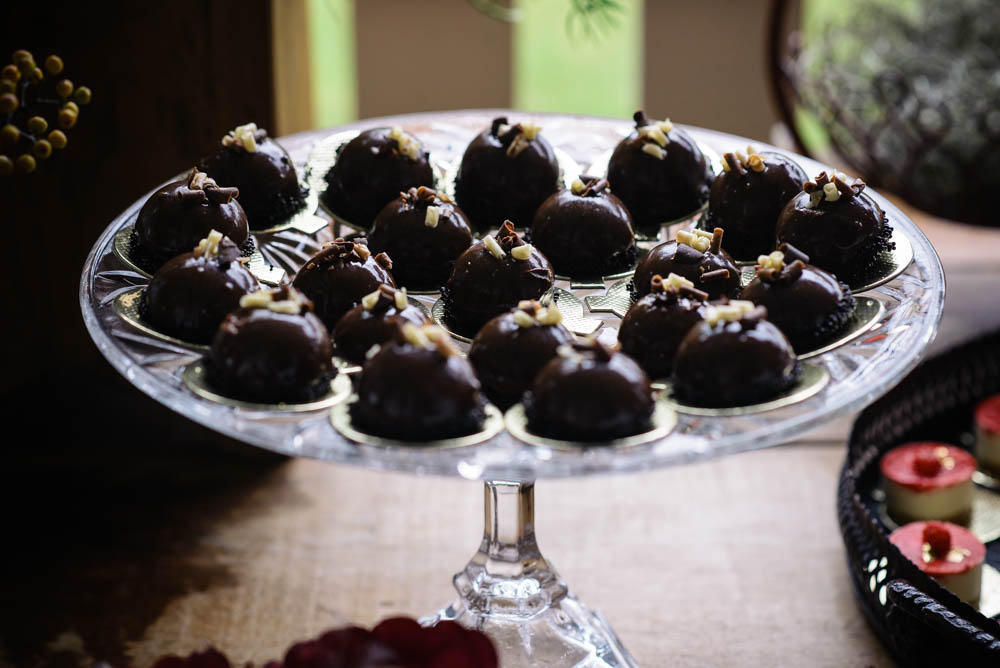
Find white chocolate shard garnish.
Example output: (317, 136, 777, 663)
(676, 229, 711, 253)
(354, 243, 371, 261)
(513, 310, 536, 328)
(388, 126, 420, 161)
(511, 243, 534, 261)
(521, 122, 540, 141)
(704, 300, 755, 326)
(747, 153, 766, 173)
(639, 124, 669, 147)
(484, 236, 506, 259)
(757, 251, 785, 271)
(424, 206, 441, 228)
(721, 156, 731, 173)
(193, 229, 225, 258)
(535, 306, 562, 326)
(401, 322, 430, 347)
(664, 272, 695, 291)
(517, 299, 534, 310)
(222, 122, 259, 153)
(361, 290, 380, 311)
(659, 119, 673, 133)
(641, 143, 667, 160)
(806, 191, 824, 209)
(571, 179, 586, 195)
(394, 288, 408, 311)
(823, 182, 840, 201)
(239, 286, 308, 314)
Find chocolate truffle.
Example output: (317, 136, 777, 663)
(618, 273, 709, 379)
(441, 221, 555, 335)
(292, 238, 396, 330)
(142, 231, 259, 344)
(523, 339, 655, 442)
(700, 147, 808, 259)
(775, 171, 894, 283)
(322, 126, 435, 229)
(672, 302, 798, 408)
(333, 285, 429, 364)
(368, 186, 474, 289)
(606, 111, 713, 233)
(133, 168, 249, 273)
(632, 227, 740, 300)
(351, 324, 487, 441)
(739, 244, 856, 352)
(197, 123, 307, 230)
(453, 117, 560, 232)
(206, 286, 335, 404)
(529, 176, 636, 278)
(468, 300, 575, 410)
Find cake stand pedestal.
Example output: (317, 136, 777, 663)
(81, 110, 946, 666)
(426, 479, 634, 667)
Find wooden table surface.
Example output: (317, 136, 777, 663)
(4, 154, 999, 668)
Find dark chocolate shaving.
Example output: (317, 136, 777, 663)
(700, 268, 731, 282)
(374, 252, 393, 269)
(783, 259, 805, 282)
(491, 117, 509, 136)
(633, 110, 650, 128)
(742, 305, 768, 325)
(710, 228, 724, 254)
(497, 123, 525, 149)
(177, 188, 207, 205)
(575, 176, 610, 197)
(205, 186, 239, 205)
(723, 152, 746, 175)
(777, 242, 810, 264)
(680, 285, 709, 301)
(216, 238, 242, 266)
(495, 220, 525, 249)
(400, 185, 441, 207)
(305, 238, 372, 269)
(649, 274, 665, 292)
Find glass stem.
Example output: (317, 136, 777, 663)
(453, 479, 567, 618)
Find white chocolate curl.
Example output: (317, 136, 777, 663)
(361, 290, 380, 311)
(704, 300, 755, 326)
(664, 273, 695, 291)
(484, 236, 506, 259)
(511, 244, 534, 261)
(642, 143, 667, 160)
(239, 286, 308, 314)
(388, 126, 421, 161)
(193, 229, 225, 258)
(571, 179, 586, 195)
(222, 123, 259, 153)
(394, 288, 408, 311)
(424, 206, 440, 228)
(757, 251, 785, 271)
(676, 229, 712, 253)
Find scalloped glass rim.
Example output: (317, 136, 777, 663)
(80, 110, 945, 480)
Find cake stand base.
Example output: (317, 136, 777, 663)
(420, 480, 638, 668)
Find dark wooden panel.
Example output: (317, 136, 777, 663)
(0, 1, 274, 395)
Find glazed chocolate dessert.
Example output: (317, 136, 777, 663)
(333, 285, 429, 364)
(132, 168, 250, 273)
(775, 171, 894, 283)
(529, 176, 636, 278)
(523, 339, 655, 442)
(197, 123, 308, 230)
(632, 227, 740, 300)
(618, 273, 709, 379)
(141, 231, 259, 344)
(739, 243, 856, 352)
(206, 286, 335, 404)
(322, 126, 435, 228)
(453, 116, 560, 232)
(606, 111, 713, 233)
(672, 302, 798, 407)
(468, 300, 575, 410)
(368, 186, 474, 289)
(700, 147, 807, 259)
(291, 238, 396, 330)
(351, 324, 487, 441)
(441, 221, 554, 335)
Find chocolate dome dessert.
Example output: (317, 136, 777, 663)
(133, 168, 249, 273)
(632, 227, 740, 300)
(672, 302, 798, 407)
(197, 123, 307, 230)
(351, 323, 487, 441)
(775, 171, 894, 283)
(142, 231, 259, 344)
(523, 339, 655, 442)
(322, 126, 435, 228)
(468, 300, 575, 410)
(206, 286, 335, 404)
(291, 238, 396, 330)
(333, 285, 429, 364)
(453, 116, 560, 232)
(529, 176, 636, 278)
(700, 147, 807, 259)
(368, 186, 474, 289)
(739, 244, 856, 352)
(441, 221, 554, 335)
(606, 111, 713, 233)
(618, 273, 709, 379)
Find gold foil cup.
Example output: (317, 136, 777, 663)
(504, 397, 676, 452)
(654, 363, 830, 416)
(182, 362, 353, 413)
(113, 287, 209, 352)
(798, 297, 885, 360)
(330, 400, 505, 449)
(848, 225, 914, 294)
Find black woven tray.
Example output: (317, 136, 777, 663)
(840, 329, 1000, 665)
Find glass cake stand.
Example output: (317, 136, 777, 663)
(80, 110, 945, 667)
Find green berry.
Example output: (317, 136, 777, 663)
(55, 79, 73, 98)
(48, 129, 67, 149)
(15, 153, 36, 174)
(33, 139, 52, 159)
(0, 124, 18, 146)
(44, 55, 63, 75)
(0, 155, 12, 176)
(27, 116, 48, 134)
(0, 93, 18, 114)
(57, 108, 77, 129)
(1, 64, 18, 81)
(72, 86, 92, 105)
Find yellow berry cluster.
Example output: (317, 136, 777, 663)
(0, 49, 91, 176)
